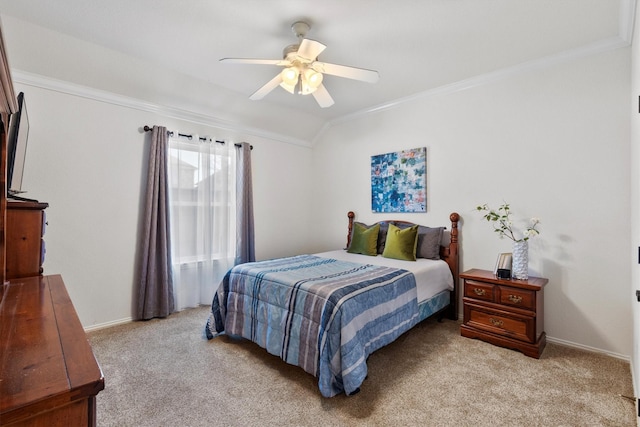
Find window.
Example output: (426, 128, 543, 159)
(167, 135, 236, 308)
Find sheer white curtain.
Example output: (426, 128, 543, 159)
(168, 134, 236, 310)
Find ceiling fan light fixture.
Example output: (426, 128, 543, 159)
(221, 20, 378, 107)
(304, 68, 323, 88)
(299, 83, 316, 95)
(298, 68, 323, 95)
(280, 67, 299, 87)
(279, 81, 296, 94)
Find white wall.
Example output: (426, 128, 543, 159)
(2, 13, 634, 360)
(0, 14, 315, 329)
(0, 15, 324, 144)
(13, 83, 313, 328)
(630, 0, 640, 400)
(311, 48, 632, 358)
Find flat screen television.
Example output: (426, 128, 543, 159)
(7, 92, 29, 196)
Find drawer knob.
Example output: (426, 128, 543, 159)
(508, 295, 523, 304)
(473, 288, 486, 296)
(489, 318, 504, 327)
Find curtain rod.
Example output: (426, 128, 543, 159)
(143, 125, 252, 150)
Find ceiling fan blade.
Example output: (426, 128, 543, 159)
(312, 84, 334, 108)
(220, 58, 290, 66)
(296, 39, 326, 62)
(249, 74, 283, 100)
(312, 62, 379, 83)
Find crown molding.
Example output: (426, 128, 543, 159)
(11, 0, 635, 152)
(11, 69, 313, 148)
(313, 25, 634, 146)
(620, 0, 637, 43)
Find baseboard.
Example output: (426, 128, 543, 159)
(545, 335, 630, 362)
(91, 314, 630, 363)
(454, 309, 631, 362)
(632, 360, 640, 423)
(84, 317, 133, 332)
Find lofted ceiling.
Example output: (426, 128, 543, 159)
(0, 0, 632, 141)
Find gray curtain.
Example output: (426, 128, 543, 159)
(235, 142, 255, 264)
(136, 125, 175, 320)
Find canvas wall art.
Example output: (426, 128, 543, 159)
(371, 147, 426, 213)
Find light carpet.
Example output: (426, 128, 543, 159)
(88, 306, 636, 426)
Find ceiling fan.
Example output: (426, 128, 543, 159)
(220, 21, 379, 108)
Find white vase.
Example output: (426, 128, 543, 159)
(512, 240, 529, 280)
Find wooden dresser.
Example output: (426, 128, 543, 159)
(0, 275, 105, 426)
(0, 24, 103, 426)
(6, 201, 48, 279)
(460, 268, 548, 358)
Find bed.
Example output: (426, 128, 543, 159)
(205, 211, 460, 397)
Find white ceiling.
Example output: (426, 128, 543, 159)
(0, 0, 632, 130)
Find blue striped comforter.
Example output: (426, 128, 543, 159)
(205, 255, 419, 397)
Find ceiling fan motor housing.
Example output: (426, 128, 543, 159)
(291, 21, 310, 39)
(282, 44, 300, 60)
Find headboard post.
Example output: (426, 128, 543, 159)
(447, 212, 460, 320)
(346, 211, 355, 249)
(449, 212, 459, 245)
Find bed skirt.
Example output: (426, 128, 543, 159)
(417, 289, 450, 321)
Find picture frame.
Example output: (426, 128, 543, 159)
(494, 252, 512, 274)
(371, 147, 427, 213)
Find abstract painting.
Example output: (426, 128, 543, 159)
(371, 147, 426, 213)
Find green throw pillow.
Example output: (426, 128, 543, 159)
(347, 223, 380, 256)
(382, 223, 418, 261)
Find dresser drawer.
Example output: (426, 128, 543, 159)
(498, 286, 535, 310)
(464, 302, 535, 343)
(464, 280, 495, 302)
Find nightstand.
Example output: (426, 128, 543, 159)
(460, 268, 548, 358)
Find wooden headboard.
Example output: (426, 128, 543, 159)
(346, 211, 460, 320)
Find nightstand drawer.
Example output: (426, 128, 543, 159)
(498, 286, 535, 310)
(464, 302, 534, 343)
(460, 269, 548, 358)
(464, 280, 494, 302)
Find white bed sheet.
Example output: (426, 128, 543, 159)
(314, 250, 454, 303)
